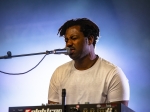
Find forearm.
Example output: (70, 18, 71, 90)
(48, 100, 59, 104)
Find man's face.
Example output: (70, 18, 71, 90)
(64, 25, 89, 60)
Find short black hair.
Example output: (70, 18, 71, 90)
(58, 18, 100, 47)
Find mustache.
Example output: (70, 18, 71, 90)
(68, 47, 75, 50)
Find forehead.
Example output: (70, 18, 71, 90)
(65, 25, 82, 37)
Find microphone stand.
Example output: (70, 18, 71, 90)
(0, 50, 54, 59)
(62, 89, 66, 112)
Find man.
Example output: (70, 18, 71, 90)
(48, 18, 129, 106)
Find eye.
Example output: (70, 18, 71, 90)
(72, 37, 76, 40)
(71, 36, 77, 40)
(64, 38, 68, 42)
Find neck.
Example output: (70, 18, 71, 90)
(74, 54, 98, 70)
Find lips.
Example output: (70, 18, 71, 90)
(70, 49, 75, 54)
(69, 48, 75, 54)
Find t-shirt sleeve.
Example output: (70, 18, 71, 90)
(107, 67, 130, 102)
(48, 69, 60, 102)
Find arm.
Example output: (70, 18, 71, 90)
(108, 67, 130, 106)
(111, 101, 129, 106)
(48, 68, 60, 104)
(48, 100, 59, 104)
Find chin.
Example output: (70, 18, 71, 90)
(69, 53, 83, 61)
(69, 54, 78, 60)
(69, 55, 75, 60)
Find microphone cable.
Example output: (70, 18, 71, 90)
(0, 54, 47, 75)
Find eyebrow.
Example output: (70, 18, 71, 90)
(64, 35, 78, 39)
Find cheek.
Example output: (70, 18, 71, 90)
(77, 42, 88, 52)
(75, 40, 84, 48)
(77, 38, 86, 45)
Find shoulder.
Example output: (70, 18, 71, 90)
(99, 57, 117, 68)
(97, 57, 127, 79)
(52, 60, 74, 77)
(56, 60, 74, 71)
(97, 57, 118, 72)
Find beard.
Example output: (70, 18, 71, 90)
(68, 53, 80, 60)
(68, 49, 89, 61)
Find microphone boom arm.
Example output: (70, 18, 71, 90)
(0, 50, 57, 59)
(0, 47, 70, 59)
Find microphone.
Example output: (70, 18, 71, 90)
(46, 47, 70, 55)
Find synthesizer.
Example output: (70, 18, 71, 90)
(9, 103, 134, 112)
(9, 89, 134, 112)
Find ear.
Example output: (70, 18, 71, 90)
(87, 36, 94, 45)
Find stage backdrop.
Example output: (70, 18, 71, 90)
(0, 0, 150, 112)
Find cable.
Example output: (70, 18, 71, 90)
(0, 54, 47, 75)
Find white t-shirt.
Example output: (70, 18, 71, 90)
(48, 57, 130, 104)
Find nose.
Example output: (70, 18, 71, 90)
(66, 39, 73, 47)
